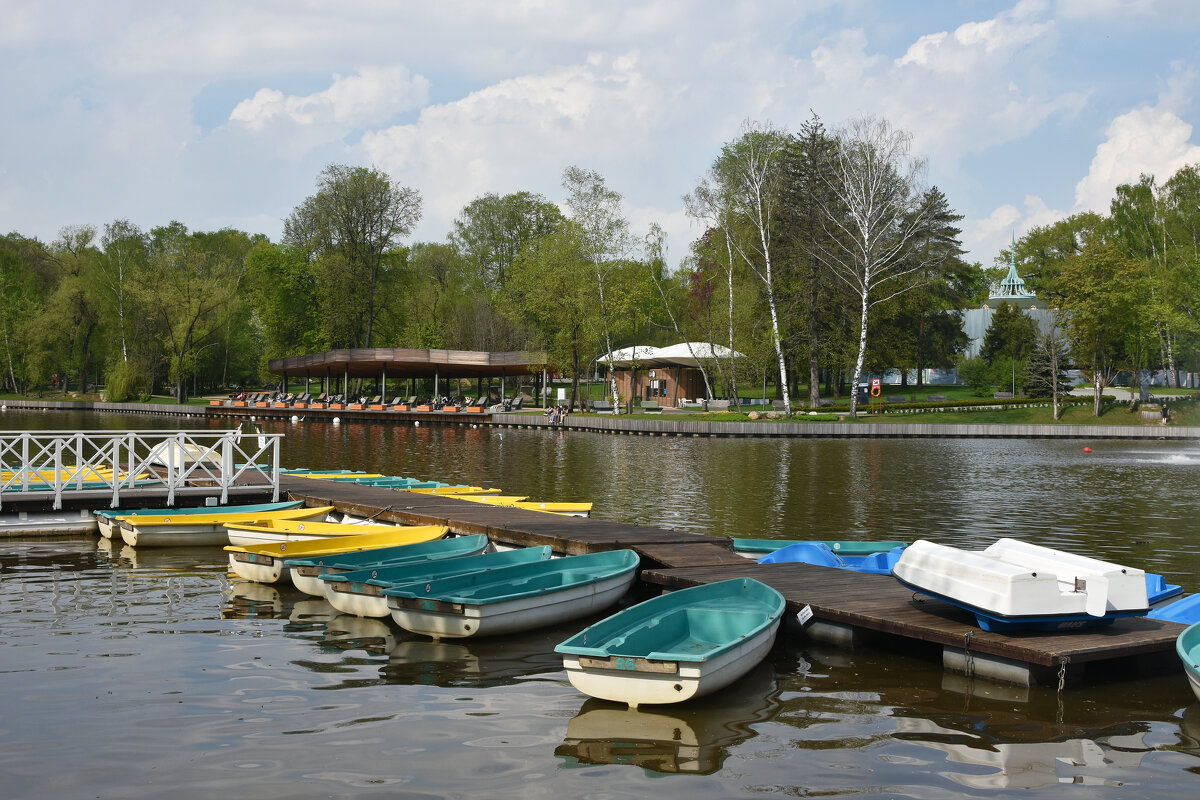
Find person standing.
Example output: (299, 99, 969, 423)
(1161, 403, 1169, 425)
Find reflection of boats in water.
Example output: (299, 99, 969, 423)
(555, 661, 782, 775)
(286, 598, 338, 631)
(225, 580, 284, 619)
(383, 623, 570, 687)
(116, 544, 225, 573)
(891, 715, 1151, 789)
(320, 614, 399, 655)
(1177, 704, 1200, 758)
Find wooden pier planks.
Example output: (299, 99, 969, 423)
(640, 561, 1186, 668)
(280, 475, 1185, 679)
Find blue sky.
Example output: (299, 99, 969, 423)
(3, 0, 1199, 270)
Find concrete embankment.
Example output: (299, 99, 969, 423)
(2, 398, 1198, 440)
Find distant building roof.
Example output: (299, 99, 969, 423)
(600, 342, 744, 369)
(984, 238, 1040, 310)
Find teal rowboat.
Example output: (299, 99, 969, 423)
(94, 500, 303, 539)
(321, 546, 553, 617)
(286, 534, 490, 596)
(385, 549, 640, 639)
(556, 578, 785, 709)
(1179, 621, 1200, 703)
(729, 537, 906, 556)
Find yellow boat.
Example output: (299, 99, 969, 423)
(511, 501, 592, 517)
(456, 495, 530, 505)
(456, 495, 592, 517)
(224, 525, 448, 584)
(118, 505, 335, 548)
(406, 486, 501, 495)
(225, 518, 415, 547)
(294, 473, 387, 480)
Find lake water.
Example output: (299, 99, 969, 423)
(2, 409, 1199, 798)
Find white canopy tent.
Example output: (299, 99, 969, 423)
(600, 342, 743, 369)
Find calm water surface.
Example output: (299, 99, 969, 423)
(2, 409, 1199, 798)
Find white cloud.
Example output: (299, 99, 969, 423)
(1073, 104, 1200, 212)
(361, 56, 664, 240)
(965, 195, 1065, 266)
(229, 65, 429, 133)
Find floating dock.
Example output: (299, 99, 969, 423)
(280, 475, 1188, 688)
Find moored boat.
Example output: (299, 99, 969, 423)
(556, 577, 785, 709)
(757, 541, 906, 574)
(118, 505, 334, 548)
(385, 549, 640, 639)
(286, 534, 490, 596)
(323, 546, 553, 618)
(1178, 621, 1200, 703)
(95, 500, 304, 539)
(224, 525, 449, 584)
(457, 495, 593, 516)
(1150, 593, 1200, 625)
(224, 518, 414, 547)
(892, 538, 1151, 632)
(730, 537, 906, 557)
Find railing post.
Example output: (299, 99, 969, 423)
(220, 432, 232, 504)
(272, 436, 280, 502)
(53, 436, 64, 510)
(20, 433, 30, 493)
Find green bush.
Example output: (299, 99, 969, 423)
(956, 357, 993, 396)
(105, 361, 152, 403)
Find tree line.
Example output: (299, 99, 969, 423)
(2, 113, 1197, 415)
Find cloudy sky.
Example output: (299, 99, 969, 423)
(3, 0, 1200, 269)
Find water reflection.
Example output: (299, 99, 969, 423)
(382, 623, 569, 688)
(556, 661, 783, 775)
(890, 715, 1148, 789)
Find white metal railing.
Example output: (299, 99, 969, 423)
(0, 429, 280, 509)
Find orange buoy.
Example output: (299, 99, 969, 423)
(1083, 446, 1092, 453)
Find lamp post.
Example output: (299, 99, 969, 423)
(193, 341, 220, 398)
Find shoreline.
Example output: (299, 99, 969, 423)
(2, 398, 1197, 440)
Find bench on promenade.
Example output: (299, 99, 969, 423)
(592, 400, 615, 413)
(926, 394, 947, 402)
(993, 392, 1014, 399)
(639, 400, 663, 413)
(885, 396, 908, 404)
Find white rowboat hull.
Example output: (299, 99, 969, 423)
(561, 618, 780, 709)
(387, 569, 637, 639)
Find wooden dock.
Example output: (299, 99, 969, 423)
(280, 475, 1187, 688)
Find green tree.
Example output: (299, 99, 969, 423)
(980, 303, 1038, 393)
(449, 192, 563, 293)
(504, 224, 597, 409)
(1058, 241, 1141, 415)
(284, 164, 421, 348)
(0, 234, 51, 394)
(244, 241, 321, 372)
(561, 165, 637, 411)
(134, 222, 244, 402)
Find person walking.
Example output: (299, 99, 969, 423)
(1161, 403, 1170, 425)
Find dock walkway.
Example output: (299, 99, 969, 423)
(281, 476, 1187, 688)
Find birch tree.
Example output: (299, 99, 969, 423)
(561, 166, 635, 412)
(684, 177, 742, 407)
(711, 120, 791, 411)
(98, 220, 145, 363)
(645, 223, 714, 400)
(817, 115, 929, 416)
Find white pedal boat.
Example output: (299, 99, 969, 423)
(891, 538, 1150, 633)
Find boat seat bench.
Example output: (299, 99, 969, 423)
(597, 608, 765, 659)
